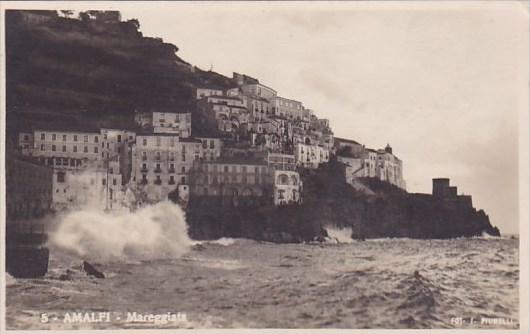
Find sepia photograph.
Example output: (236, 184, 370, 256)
(1, 1, 529, 332)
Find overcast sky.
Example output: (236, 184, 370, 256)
(118, 2, 528, 235)
(7, 1, 527, 234)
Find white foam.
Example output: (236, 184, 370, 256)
(325, 226, 354, 244)
(50, 201, 191, 262)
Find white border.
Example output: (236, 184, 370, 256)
(0, 1, 528, 333)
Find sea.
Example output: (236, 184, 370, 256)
(5, 230, 519, 330)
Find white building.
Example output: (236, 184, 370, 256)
(152, 112, 191, 137)
(295, 143, 329, 169)
(131, 134, 202, 203)
(273, 170, 302, 205)
(196, 87, 223, 99)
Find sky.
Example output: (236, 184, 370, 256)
(121, 2, 528, 235)
(6, 1, 527, 234)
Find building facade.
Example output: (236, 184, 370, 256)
(295, 143, 330, 169)
(131, 134, 202, 203)
(6, 157, 53, 221)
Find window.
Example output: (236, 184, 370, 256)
(73, 135, 78, 142)
(224, 166, 229, 172)
(95, 136, 99, 143)
(94, 147, 98, 153)
(40, 133, 45, 140)
(143, 138, 147, 146)
(181, 176, 186, 184)
(156, 137, 161, 147)
(110, 168, 114, 174)
(84, 135, 88, 143)
(117, 135, 122, 143)
(52, 134, 56, 141)
(113, 178, 117, 186)
(102, 178, 106, 185)
(142, 152, 147, 161)
(155, 151, 161, 161)
(52, 145, 56, 152)
(170, 138, 175, 147)
(202, 140, 207, 149)
(210, 140, 215, 149)
(242, 166, 247, 173)
(170, 163, 175, 170)
(57, 172, 65, 183)
(169, 152, 175, 161)
(62, 135, 67, 141)
(40, 144, 45, 151)
(62, 145, 66, 152)
(181, 166, 185, 173)
(156, 163, 161, 170)
(84, 146, 88, 153)
(73, 145, 77, 153)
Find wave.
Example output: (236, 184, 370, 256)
(324, 226, 354, 244)
(50, 201, 191, 262)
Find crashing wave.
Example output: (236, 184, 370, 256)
(50, 201, 191, 262)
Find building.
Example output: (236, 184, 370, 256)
(100, 128, 136, 184)
(24, 129, 127, 210)
(152, 112, 192, 137)
(273, 96, 304, 120)
(197, 137, 222, 161)
(273, 170, 302, 206)
(267, 152, 296, 171)
(32, 129, 102, 163)
(196, 87, 223, 99)
(334, 137, 364, 157)
(18, 132, 33, 155)
(240, 83, 277, 100)
(131, 134, 202, 203)
(432, 178, 473, 208)
(375, 144, 406, 189)
(295, 143, 330, 169)
(188, 157, 274, 206)
(206, 95, 246, 107)
(6, 156, 53, 222)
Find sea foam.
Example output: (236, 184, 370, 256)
(50, 201, 191, 262)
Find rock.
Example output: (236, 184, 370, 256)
(59, 273, 71, 281)
(82, 261, 105, 279)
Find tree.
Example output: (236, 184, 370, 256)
(127, 19, 140, 30)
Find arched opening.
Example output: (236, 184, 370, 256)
(277, 174, 289, 185)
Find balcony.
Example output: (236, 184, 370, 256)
(154, 180, 162, 185)
(168, 168, 176, 174)
(140, 167, 148, 173)
(154, 168, 162, 173)
(169, 179, 176, 185)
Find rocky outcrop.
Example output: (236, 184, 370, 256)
(187, 159, 500, 242)
(82, 261, 105, 279)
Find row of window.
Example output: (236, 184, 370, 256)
(56, 172, 119, 186)
(201, 165, 269, 174)
(137, 174, 186, 185)
(198, 175, 266, 186)
(40, 144, 98, 154)
(139, 151, 198, 162)
(140, 163, 186, 173)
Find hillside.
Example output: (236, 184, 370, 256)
(5, 10, 235, 138)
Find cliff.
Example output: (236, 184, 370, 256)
(5, 10, 233, 138)
(186, 159, 500, 242)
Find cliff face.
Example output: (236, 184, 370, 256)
(5, 10, 234, 137)
(186, 160, 500, 242)
(298, 160, 500, 240)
